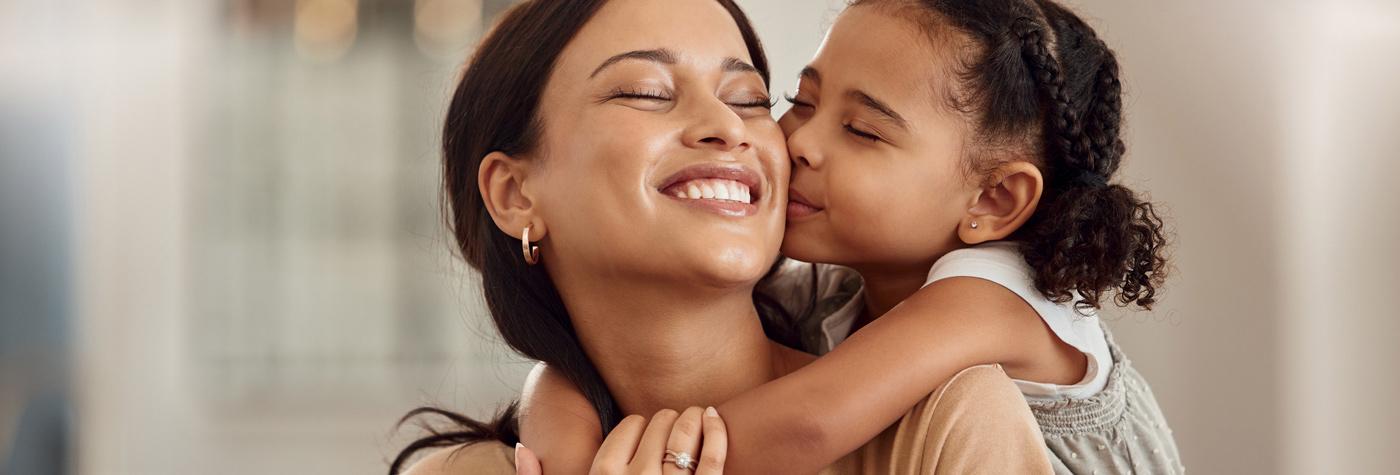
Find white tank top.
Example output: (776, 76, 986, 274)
(761, 242, 1112, 401)
(924, 242, 1112, 401)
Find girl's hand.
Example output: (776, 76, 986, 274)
(589, 407, 728, 475)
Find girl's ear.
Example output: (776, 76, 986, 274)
(958, 161, 1043, 245)
(479, 151, 547, 241)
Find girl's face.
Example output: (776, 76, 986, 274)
(528, 0, 788, 290)
(779, 6, 978, 271)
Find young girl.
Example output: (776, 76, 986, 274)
(521, 0, 1180, 473)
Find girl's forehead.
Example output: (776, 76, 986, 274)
(812, 6, 963, 117)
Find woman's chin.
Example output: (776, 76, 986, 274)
(685, 248, 775, 288)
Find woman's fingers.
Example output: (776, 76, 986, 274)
(694, 407, 728, 475)
(628, 409, 680, 471)
(661, 407, 705, 474)
(591, 414, 648, 474)
(515, 443, 542, 475)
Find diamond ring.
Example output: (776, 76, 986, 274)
(663, 449, 695, 471)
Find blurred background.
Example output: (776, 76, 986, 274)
(1, 0, 1397, 473)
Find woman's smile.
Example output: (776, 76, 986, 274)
(657, 162, 765, 217)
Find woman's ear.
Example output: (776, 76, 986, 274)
(479, 151, 547, 241)
(958, 161, 1043, 245)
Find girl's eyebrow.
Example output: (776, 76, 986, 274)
(848, 90, 908, 130)
(798, 66, 905, 129)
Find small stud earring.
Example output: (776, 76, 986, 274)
(970, 221, 980, 229)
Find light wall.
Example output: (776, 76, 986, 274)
(3, 0, 1396, 473)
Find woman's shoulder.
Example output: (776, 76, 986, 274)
(402, 442, 515, 475)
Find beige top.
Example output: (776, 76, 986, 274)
(405, 365, 1051, 475)
(819, 365, 1052, 475)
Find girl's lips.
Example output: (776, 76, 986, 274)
(787, 188, 823, 220)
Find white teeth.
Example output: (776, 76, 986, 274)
(669, 179, 754, 204)
(715, 183, 731, 201)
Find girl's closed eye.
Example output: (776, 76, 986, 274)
(843, 122, 881, 142)
(784, 93, 814, 110)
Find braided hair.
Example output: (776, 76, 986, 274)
(852, 0, 1170, 312)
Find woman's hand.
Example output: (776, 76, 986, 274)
(585, 407, 728, 475)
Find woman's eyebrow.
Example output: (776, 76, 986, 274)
(590, 48, 678, 78)
(722, 57, 760, 75)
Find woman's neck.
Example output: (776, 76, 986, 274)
(563, 280, 785, 417)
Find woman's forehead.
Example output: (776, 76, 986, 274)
(553, 0, 753, 81)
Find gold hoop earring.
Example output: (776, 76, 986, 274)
(522, 225, 541, 266)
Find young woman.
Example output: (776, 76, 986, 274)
(390, 0, 1052, 474)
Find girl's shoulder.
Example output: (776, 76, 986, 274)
(926, 242, 1070, 321)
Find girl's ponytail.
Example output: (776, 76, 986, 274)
(1015, 4, 1168, 312)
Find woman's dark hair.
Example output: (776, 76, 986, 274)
(852, 0, 1169, 313)
(389, 1, 771, 472)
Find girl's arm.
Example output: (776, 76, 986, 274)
(716, 276, 1080, 474)
(520, 277, 1080, 474)
(517, 363, 604, 475)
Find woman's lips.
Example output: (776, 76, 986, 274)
(786, 188, 823, 220)
(657, 164, 764, 217)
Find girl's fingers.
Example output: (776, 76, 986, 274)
(592, 414, 648, 473)
(661, 407, 705, 475)
(629, 409, 680, 471)
(695, 407, 728, 475)
(514, 443, 542, 475)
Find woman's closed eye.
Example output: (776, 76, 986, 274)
(602, 87, 771, 115)
(602, 86, 673, 103)
(727, 96, 776, 110)
(724, 92, 776, 118)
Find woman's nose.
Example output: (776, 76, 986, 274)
(682, 100, 749, 153)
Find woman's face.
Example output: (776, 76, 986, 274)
(528, 0, 788, 289)
(778, 6, 977, 270)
